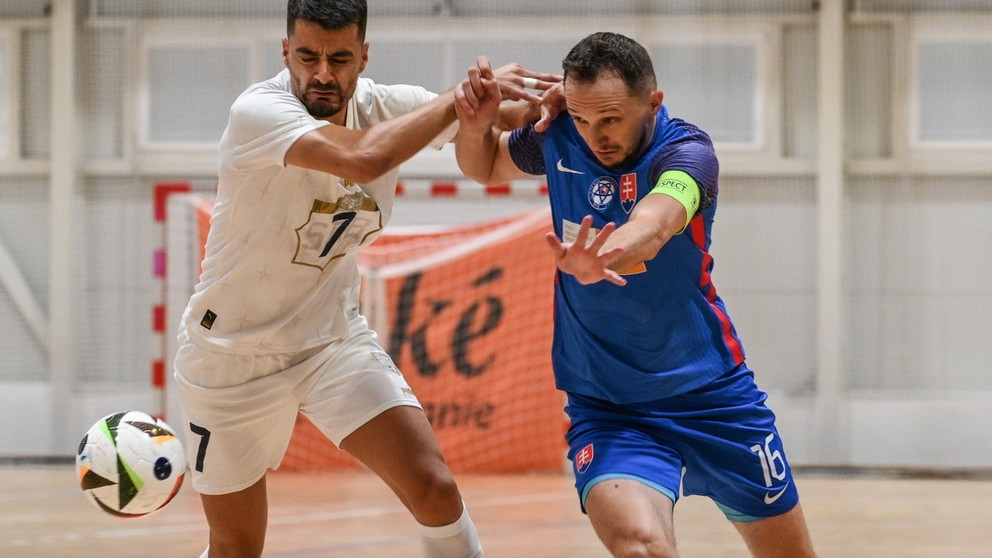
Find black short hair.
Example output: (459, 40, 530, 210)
(287, 0, 367, 40)
(562, 32, 657, 96)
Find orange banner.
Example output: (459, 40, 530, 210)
(282, 210, 567, 472)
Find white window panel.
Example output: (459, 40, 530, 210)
(0, 33, 8, 158)
(91, 0, 282, 18)
(916, 42, 992, 142)
(652, 43, 759, 145)
(451, 0, 814, 16)
(138, 21, 282, 153)
(80, 27, 125, 158)
(911, 17, 992, 147)
(782, 24, 817, 159)
(847, 23, 895, 159)
(20, 28, 49, 159)
(364, 40, 447, 95)
(0, 1, 48, 18)
(857, 0, 992, 12)
(145, 45, 250, 145)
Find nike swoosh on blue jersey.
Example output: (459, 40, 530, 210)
(556, 159, 585, 175)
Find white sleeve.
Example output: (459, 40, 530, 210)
(357, 81, 458, 148)
(222, 85, 330, 172)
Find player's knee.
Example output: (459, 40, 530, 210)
(602, 526, 677, 558)
(416, 469, 461, 505)
(408, 468, 463, 522)
(607, 541, 678, 558)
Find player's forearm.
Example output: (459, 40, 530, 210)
(495, 101, 540, 131)
(350, 90, 457, 180)
(289, 91, 457, 183)
(601, 223, 670, 272)
(602, 196, 685, 271)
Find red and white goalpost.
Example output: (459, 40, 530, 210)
(159, 188, 214, 432)
(160, 182, 568, 473)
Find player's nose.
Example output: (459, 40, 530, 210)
(314, 60, 333, 83)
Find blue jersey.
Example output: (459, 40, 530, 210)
(508, 106, 745, 404)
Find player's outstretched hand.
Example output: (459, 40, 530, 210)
(545, 215, 627, 286)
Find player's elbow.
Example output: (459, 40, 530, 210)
(454, 156, 495, 186)
(641, 238, 666, 262)
(345, 148, 394, 183)
(461, 166, 497, 186)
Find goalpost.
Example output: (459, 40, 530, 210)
(163, 191, 567, 473)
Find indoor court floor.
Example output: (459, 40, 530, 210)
(2, 464, 991, 557)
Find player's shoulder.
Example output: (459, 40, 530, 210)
(517, 113, 572, 149)
(356, 76, 432, 95)
(241, 69, 292, 98)
(657, 108, 714, 150)
(222, 69, 320, 152)
(230, 69, 297, 115)
(353, 77, 436, 117)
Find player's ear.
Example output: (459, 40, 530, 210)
(359, 42, 369, 73)
(282, 38, 290, 67)
(649, 89, 664, 114)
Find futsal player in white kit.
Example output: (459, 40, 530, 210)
(172, 1, 560, 556)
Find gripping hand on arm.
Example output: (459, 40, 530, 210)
(454, 58, 502, 131)
(454, 57, 535, 185)
(452, 57, 502, 184)
(454, 56, 564, 184)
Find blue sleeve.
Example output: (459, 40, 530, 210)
(649, 123, 719, 212)
(507, 124, 547, 175)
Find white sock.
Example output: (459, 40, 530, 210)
(418, 501, 483, 558)
(198, 547, 209, 558)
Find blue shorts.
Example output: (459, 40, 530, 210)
(564, 364, 799, 522)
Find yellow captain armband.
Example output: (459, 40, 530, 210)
(649, 170, 701, 233)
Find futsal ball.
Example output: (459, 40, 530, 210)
(76, 410, 187, 518)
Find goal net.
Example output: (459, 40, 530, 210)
(165, 193, 566, 473)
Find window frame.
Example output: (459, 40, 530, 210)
(379, 15, 788, 177)
(138, 21, 262, 150)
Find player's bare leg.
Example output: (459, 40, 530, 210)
(341, 405, 462, 524)
(341, 405, 482, 557)
(733, 503, 816, 558)
(584, 478, 679, 558)
(198, 475, 268, 558)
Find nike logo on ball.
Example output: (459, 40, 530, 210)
(764, 481, 790, 504)
(556, 159, 584, 175)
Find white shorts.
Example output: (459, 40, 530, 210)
(174, 321, 421, 495)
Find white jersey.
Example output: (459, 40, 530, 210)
(181, 69, 454, 354)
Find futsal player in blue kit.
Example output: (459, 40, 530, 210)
(453, 32, 817, 557)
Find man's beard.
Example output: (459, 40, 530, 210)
(302, 84, 344, 118)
